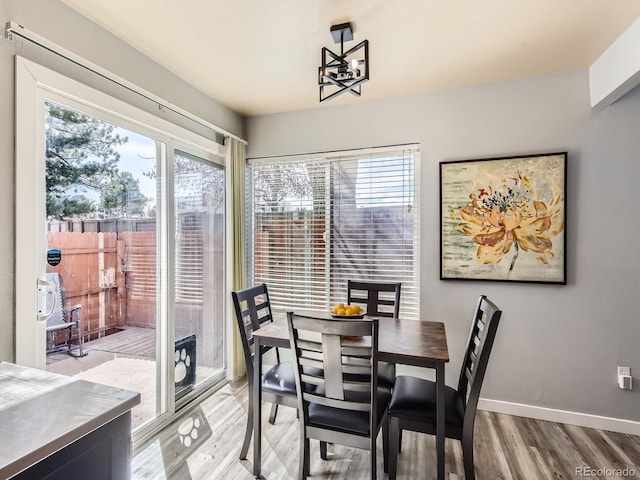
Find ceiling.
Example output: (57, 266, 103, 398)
(60, 0, 640, 117)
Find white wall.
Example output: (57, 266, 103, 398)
(0, 0, 245, 362)
(247, 70, 640, 423)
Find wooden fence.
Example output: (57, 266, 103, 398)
(47, 232, 122, 340)
(46, 230, 156, 342)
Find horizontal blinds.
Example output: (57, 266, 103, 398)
(174, 150, 225, 304)
(247, 146, 419, 320)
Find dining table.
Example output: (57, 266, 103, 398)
(251, 312, 449, 480)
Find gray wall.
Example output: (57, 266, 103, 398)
(1, 0, 637, 424)
(247, 71, 640, 422)
(0, 0, 245, 361)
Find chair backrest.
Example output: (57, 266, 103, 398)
(457, 295, 501, 416)
(45, 272, 66, 327)
(231, 284, 277, 377)
(287, 312, 379, 432)
(347, 280, 401, 318)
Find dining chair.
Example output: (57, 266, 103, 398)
(347, 280, 402, 389)
(387, 295, 502, 480)
(232, 284, 298, 460)
(347, 280, 401, 318)
(287, 311, 390, 480)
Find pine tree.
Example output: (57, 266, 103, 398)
(45, 101, 128, 218)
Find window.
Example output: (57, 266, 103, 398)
(247, 146, 419, 319)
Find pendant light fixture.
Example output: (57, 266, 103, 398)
(318, 22, 369, 103)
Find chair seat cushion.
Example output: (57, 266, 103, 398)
(262, 361, 297, 396)
(308, 387, 391, 436)
(388, 375, 465, 428)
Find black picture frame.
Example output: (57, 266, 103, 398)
(440, 152, 567, 284)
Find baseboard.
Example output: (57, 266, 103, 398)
(478, 398, 640, 436)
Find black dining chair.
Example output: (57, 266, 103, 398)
(232, 284, 298, 460)
(347, 280, 402, 390)
(387, 295, 502, 480)
(287, 312, 391, 480)
(347, 280, 401, 318)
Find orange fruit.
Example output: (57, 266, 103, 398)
(345, 307, 354, 315)
(337, 308, 346, 315)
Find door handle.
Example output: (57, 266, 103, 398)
(37, 278, 57, 322)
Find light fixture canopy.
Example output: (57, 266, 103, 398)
(318, 22, 369, 103)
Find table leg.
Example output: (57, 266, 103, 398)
(436, 362, 445, 480)
(253, 339, 262, 477)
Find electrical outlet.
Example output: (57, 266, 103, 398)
(618, 366, 632, 390)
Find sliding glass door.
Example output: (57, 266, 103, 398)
(173, 149, 226, 399)
(43, 100, 165, 429)
(16, 57, 227, 437)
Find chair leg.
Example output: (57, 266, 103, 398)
(370, 435, 377, 480)
(382, 419, 389, 473)
(388, 416, 400, 480)
(398, 428, 403, 453)
(70, 325, 87, 357)
(239, 383, 253, 460)
(268, 402, 279, 424)
(67, 325, 73, 354)
(299, 435, 310, 479)
(320, 441, 328, 460)
(75, 322, 86, 357)
(462, 430, 475, 480)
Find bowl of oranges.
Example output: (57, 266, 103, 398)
(330, 303, 365, 319)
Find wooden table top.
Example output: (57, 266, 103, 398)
(253, 313, 449, 367)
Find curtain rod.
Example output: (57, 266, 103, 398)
(4, 21, 247, 145)
(246, 142, 420, 161)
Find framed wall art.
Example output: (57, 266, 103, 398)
(440, 152, 566, 284)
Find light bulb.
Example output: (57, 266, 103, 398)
(351, 58, 359, 70)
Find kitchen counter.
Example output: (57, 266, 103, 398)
(0, 361, 140, 479)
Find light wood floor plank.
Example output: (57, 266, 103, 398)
(599, 430, 640, 469)
(523, 418, 570, 480)
(562, 424, 626, 480)
(494, 412, 544, 479)
(132, 380, 640, 480)
(473, 411, 514, 480)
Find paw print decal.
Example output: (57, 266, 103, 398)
(175, 347, 191, 384)
(178, 415, 201, 448)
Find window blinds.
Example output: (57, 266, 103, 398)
(247, 146, 419, 320)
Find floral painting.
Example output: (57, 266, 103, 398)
(440, 153, 566, 284)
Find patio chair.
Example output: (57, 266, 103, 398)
(232, 284, 298, 460)
(387, 295, 502, 480)
(287, 312, 390, 479)
(45, 272, 87, 357)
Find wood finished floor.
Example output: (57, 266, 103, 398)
(132, 380, 640, 480)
